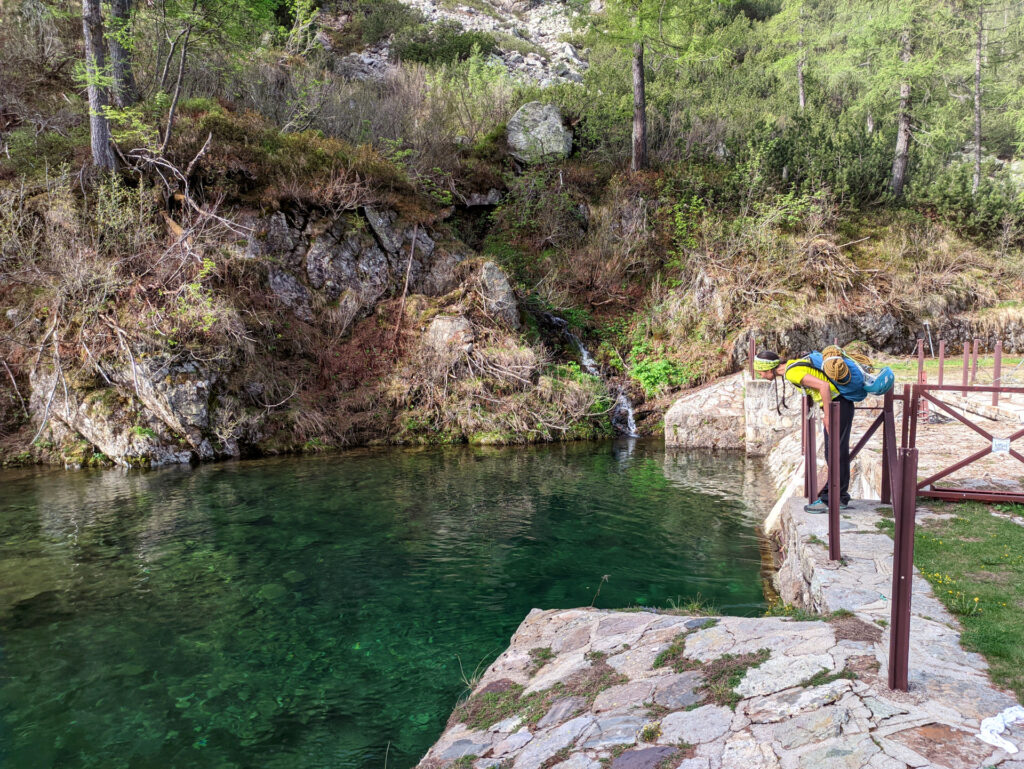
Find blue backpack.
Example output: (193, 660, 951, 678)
(808, 351, 868, 402)
(790, 351, 894, 401)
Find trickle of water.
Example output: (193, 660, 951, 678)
(544, 313, 638, 436)
(612, 389, 639, 437)
(545, 314, 601, 377)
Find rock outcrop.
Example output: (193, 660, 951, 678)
(663, 374, 746, 450)
(507, 102, 573, 165)
(29, 358, 224, 468)
(424, 315, 475, 362)
(25, 204, 515, 468)
(479, 260, 521, 328)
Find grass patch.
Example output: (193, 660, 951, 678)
(881, 354, 1024, 383)
(529, 646, 555, 673)
(797, 667, 858, 688)
(665, 594, 719, 617)
(764, 603, 853, 623)
(699, 650, 771, 709)
(653, 633, 699, 672)
(875, 518, 895, 535)
(652, 630, 769, 709)
(451, 656, 628, 730)
(806, 534, 826, 547)
(913, 501, 1024, 702)
(639, 722, 662, 742)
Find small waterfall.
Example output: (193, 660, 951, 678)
(544, 313, 639, 437)
(545, 314, 600, 376)
(612, 388, 639, 438)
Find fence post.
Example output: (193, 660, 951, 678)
(962, 343, 970, 398)
(881, 391, 893, 505)
(972, 338, 980, 384)
(828, 399, 841, 562)
(806, 396, 817, 504)
(801, 396, 809, 497)
(888, 446, 919, 692)
(993, 341, 1003, 407)
(938, 340, 945, 386)
(748, 335, 756, 381)
(916, 339, 929, 419)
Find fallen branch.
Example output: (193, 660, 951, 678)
(392, 224, 419, 348)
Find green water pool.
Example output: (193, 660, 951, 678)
(0, 440, 771, 769)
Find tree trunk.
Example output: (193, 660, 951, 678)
(797, 8, 806, 112)
(890, 30, 912, 198)
(631, 40, 647, 173)
(109, 0, 137, 107)
(797, 53, 806, 112)
(81, 0, 116, 169)
(973, 2, 983, 195)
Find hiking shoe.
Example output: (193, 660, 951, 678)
(803, 499, 828, 514)
(840, 500, 852, 510)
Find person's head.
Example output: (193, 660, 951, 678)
(754, 350, 783, 380)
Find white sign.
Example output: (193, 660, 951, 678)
(993, 438, 1011, 454)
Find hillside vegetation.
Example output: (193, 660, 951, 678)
(2, 0, 1024, 465)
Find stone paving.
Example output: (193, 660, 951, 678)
(417, 497, 1022, 769)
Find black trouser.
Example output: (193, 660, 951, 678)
(820, 396, 854, 505)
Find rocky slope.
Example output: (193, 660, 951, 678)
(331, 0, 589, 84)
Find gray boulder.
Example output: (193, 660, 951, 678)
(507, 102, 572, 165)
(480, 261, 521, 329)
(424, 316, 475, 363)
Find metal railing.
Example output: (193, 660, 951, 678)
(801, 380, 1024, 691)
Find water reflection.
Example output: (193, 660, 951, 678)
(0, 440, 770, 769)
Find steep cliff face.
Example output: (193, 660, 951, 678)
(17, 206, 482, 467)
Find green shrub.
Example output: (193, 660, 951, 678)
(357, 0, 424, 45)
(392, 21, 497, 65)
(910, 161, 1023, 243)
(3, 126, 89, 176)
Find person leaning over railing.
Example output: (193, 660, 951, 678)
(754, 349, 853, 513)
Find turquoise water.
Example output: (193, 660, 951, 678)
(0, 440, 771, 769)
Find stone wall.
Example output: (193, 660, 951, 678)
(663, 374, 746, 450)
(743, 380, 802, 456)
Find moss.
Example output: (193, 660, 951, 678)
(798, 667, 857, 688)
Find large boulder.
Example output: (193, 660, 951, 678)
(479, 261, 521, 329)
(507, 102, 573, 165)
(664, 373, 746, 450)
(424, 316, 475, 364)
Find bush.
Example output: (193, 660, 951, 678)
(357, 0, 424, 45)
(630, 357, 695, 398)
(492, 168, 588, 253)
(910, 161, 1024, 244)
(392, 20, 497, 65)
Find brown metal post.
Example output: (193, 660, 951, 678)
(971, 338, 980, 383)
(938, 340, 945, 386)
(888, 447, 919, 692)
(993, 341, 1003, 407)
(916, 339, 928, 419)
(962, 344, 970, 397)
(901, 387, 911, 450)
(881, 391, 893, 505)
(806, 396, 817, 504)
(801, 395, 809, 497)
(908, 384, 920, 451)
(828, 399, 841, 562)
(748, 335, 756, 380)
